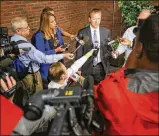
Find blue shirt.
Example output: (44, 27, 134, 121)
(11, 34, 64, 73)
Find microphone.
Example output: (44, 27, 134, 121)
(72, 35, 89, 54)
(65, 73, 80, 88)
(61, 34, 84, 49)
(93, 41, 99, 57)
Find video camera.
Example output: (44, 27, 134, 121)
(24, 76, 99, 136)
(24, 87, 85, 135)
(0, 27, 31, 59)
(0, 27, 18, 57)
(0, 27, 10, 46)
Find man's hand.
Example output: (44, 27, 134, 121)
(55, 46, 66, 53)
(0, 76, 16, 92)
(118, 38, 132, 46)
(70, 34, 75, 40)
(0, 76, 16, 101)
(63, 53, 74, 60)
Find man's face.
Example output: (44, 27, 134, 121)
(49, 16, 56, 29)
(16, 21, 30, 37)
(89, 12, 101, 29)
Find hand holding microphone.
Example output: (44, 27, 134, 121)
(72, 34, 89, 54)
(55, 46, 66, 53)
(63, 53, 74, 60)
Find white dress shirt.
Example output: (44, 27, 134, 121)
(90, 25, 101, 64)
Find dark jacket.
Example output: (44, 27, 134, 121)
(75, 26, 111, 76)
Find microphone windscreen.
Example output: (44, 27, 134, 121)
(79, 34, 83, 40)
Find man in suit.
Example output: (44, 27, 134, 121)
(75, 8, 111, 85)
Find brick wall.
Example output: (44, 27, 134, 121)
(1, 0, 158, 51)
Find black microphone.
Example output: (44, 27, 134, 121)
(93, 41, 99, 57)
(61, 34, 84, 49)
(72, 35, 89, 54)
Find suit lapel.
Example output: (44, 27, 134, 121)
(99, 27, 103, 47)
(86, 26, 93, 46)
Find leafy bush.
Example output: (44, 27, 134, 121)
(118, 0, 154, 26)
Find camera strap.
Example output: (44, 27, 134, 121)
(16, 40, 37, 94)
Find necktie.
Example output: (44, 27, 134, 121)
(93, 30, 97, 45)
(93, 30, 98, 66)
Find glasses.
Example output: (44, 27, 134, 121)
(17, 25, 30, 30)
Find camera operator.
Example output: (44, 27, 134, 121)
(0, 74, 56, 135)
(0, 75, 23, 135)
(93, 13, 159, 135)
(10, 17, 74, 94)
(0, 75, 16, 101)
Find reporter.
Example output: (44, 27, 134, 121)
(31, 11, 66, 86)
(42, 7, 75, 42)
(94, 13, 159, 135)
(11, 17, 74, 93)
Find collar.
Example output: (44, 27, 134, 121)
(13, 34, 27, 41)
(48, 80, 66, 89)
(125, 68, 159, 94)
(90, 25, 99, 33)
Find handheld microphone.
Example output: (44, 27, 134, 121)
(62, 34, 83, 49)
(93, 41, 99, 57)
(72, 35, 89, 54)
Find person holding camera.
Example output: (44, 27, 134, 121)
(94, 13, 159, 135)
(0, 75, 57, 135)
(0, 75, 24, 135)
(10, 17, 74, 95)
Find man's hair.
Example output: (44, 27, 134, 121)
(89, 8, 102, 17)
(11, 17, 27, 32)
(39, 11, 56, 40)
(49, 62, 66, 82)
(139, 13, 159, 64)
(42, 7, 54, 13)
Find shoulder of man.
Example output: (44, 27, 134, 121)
(11, 36, 35, 50)
(100, 26, 111, 33)
(78, 26, 90, 34)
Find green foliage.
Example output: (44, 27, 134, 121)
(118, 0, 154, 26)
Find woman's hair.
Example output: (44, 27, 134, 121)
(139, 13, 159, 64)
(11, 17, 27, 32)
(49, 62, 66, 81)
(39, 10, 56, 40)
(42, 7, 54, 13)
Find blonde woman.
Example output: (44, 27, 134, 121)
(31, 12, 66, 88)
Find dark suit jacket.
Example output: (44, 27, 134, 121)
(75, 26, 111, 76)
